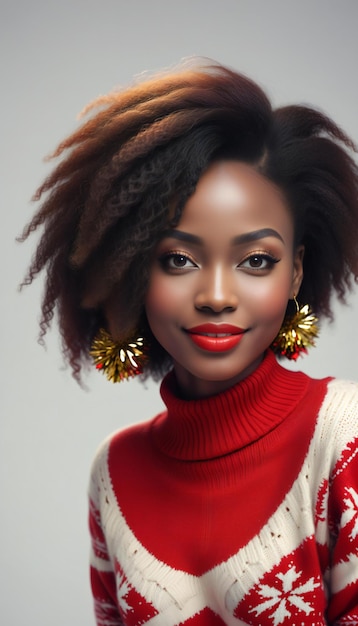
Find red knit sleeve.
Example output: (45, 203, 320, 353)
(326, 434, 358, 625)
(88, 435, 125, 626)
(89, 496, 124, 625)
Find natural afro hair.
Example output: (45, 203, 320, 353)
(19, 59, 358, 382)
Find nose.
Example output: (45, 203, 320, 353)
(194, 265, 238, 313)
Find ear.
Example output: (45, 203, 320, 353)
(290, 245, 304, 298)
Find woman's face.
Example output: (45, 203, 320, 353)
(145, 161, 303, 398)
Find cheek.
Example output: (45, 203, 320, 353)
(145, 271, 191, 319)
(242, 275, 292, 320)
(145, 286, 180, 357)
(145, 284, 165, 320)
(145, 274, 177, 331)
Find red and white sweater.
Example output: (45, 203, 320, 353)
(89, 350, 358, 625)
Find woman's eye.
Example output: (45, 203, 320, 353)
(240, 253, 279, 271)
(160, 252, 197, 270)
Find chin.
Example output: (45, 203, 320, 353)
(177, 359, 259, 386)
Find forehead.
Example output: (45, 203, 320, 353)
(177, 160, 294, 244)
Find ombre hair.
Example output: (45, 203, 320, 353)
(20, 60, 358, 381)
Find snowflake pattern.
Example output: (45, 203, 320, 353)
(116, 570, 131, 615)
(249, 566, 320, 626)
(113, 559, 160, 625)
(341, 487, 358, 541)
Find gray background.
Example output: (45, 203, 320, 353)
(2, 1, 358, 624)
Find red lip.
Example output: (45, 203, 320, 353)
(187, 323, 245, 334)
(185, 323, 246, 352)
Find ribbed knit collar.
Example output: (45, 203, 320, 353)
(152, 350, 310, 461)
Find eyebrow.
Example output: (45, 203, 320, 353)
(163, 227, 284, 245)
(232, 228, 284, 245)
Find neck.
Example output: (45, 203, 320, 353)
(172, 354, 264, 399)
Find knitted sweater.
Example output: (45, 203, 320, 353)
(89, 350, 358, 625)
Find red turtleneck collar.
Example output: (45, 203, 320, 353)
(153, 350, 313, 461)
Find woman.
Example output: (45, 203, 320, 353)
(20, 62, 358, 624)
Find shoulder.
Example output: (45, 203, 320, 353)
(89, 431, 113, 479)
(90, 423, 144, 471)
(323, 377, 358, 419)
(88, 423, 145, 506)
(314, 377, 358, 453)
(89, 410, 166, 479)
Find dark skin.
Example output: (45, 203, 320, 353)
(144, 161, 304, 399)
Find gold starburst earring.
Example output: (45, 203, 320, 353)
(271, 296, 319, 360)
(90, 328, 148, 382)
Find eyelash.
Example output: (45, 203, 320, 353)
(239, 251, 280, 271)
(159, 250, 280, 272)
(159, 251, 197, 271)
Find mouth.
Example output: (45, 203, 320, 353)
(185, 324, 246, 352)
